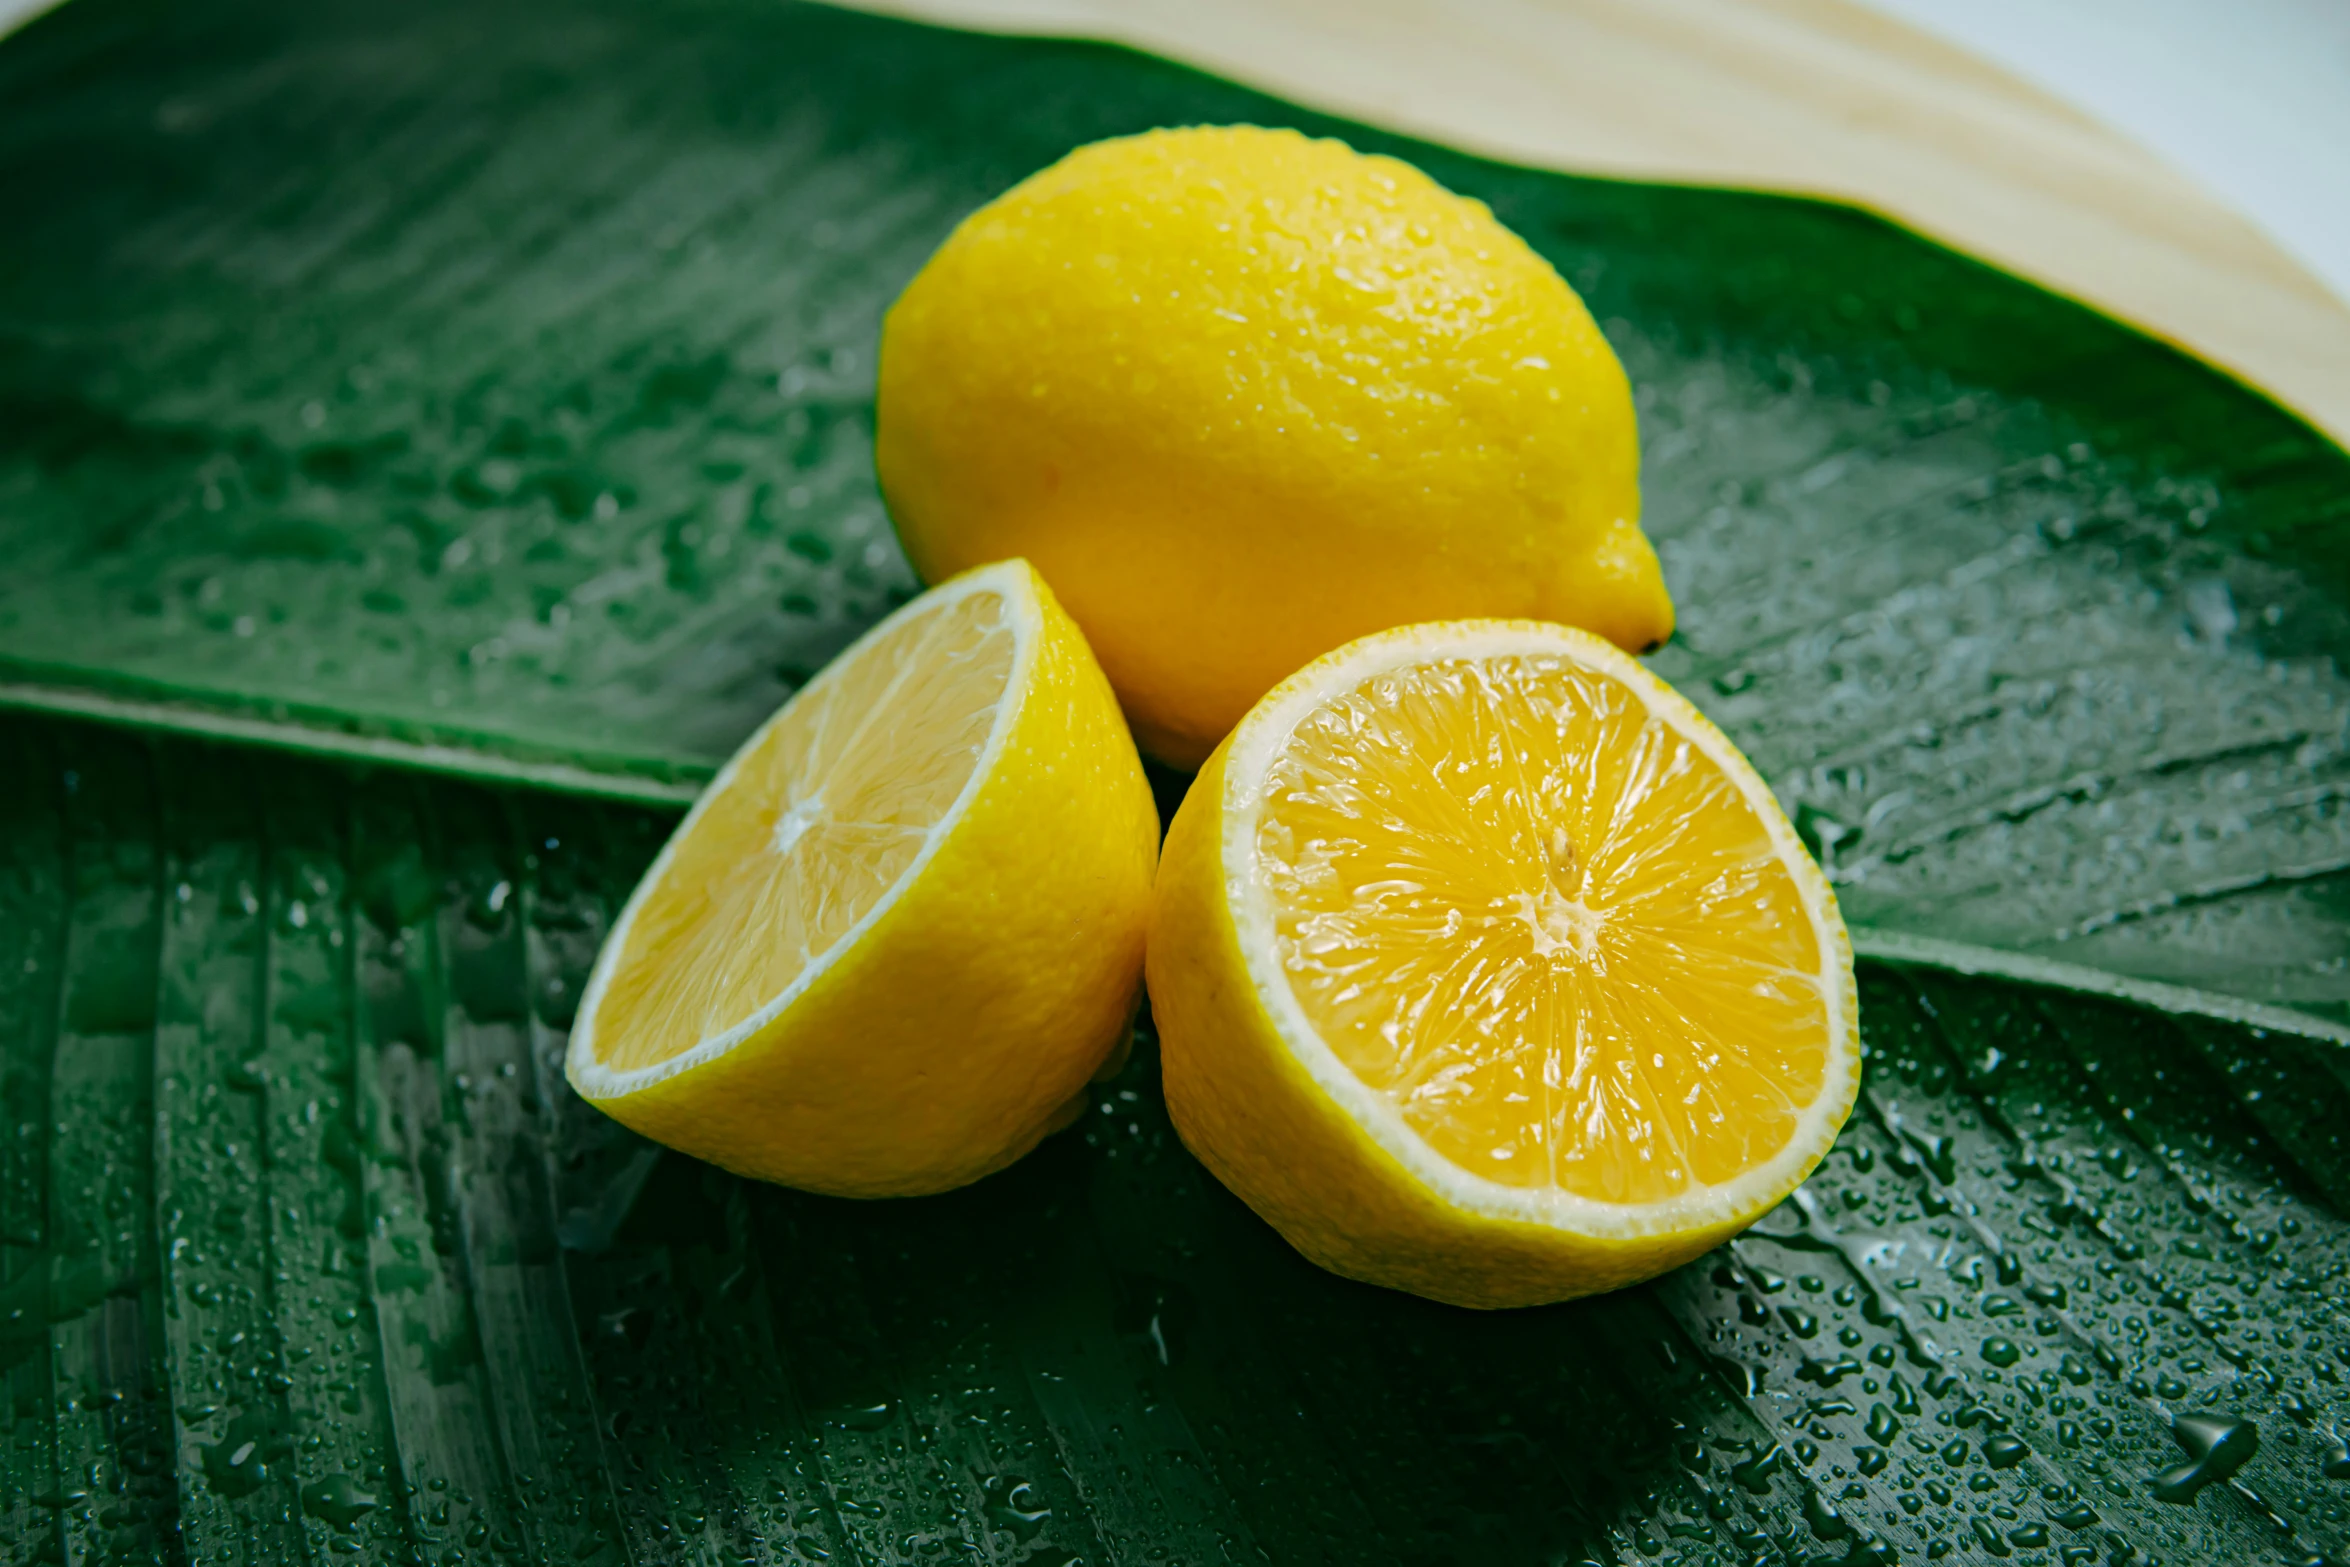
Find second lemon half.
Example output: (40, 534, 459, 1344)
(1147, 621, 1858, 1308)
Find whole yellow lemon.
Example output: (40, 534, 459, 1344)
(876, 124, 1672, 766)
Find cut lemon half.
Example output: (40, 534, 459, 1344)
(1147, 621, 1858, 1307)
(568, 559, 1159, 1197)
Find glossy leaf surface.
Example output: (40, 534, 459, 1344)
(2, 3, 2349, 1563)
(3, 713, 2349, 1566)
(0, 0, 2344, 1024)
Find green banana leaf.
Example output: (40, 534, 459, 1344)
(2, 0, 2346, 1032)
(1, 0, 2348, 1564)
(5, 715, 2350, 1567)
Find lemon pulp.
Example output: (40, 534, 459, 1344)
(1253, 650, 1834, 1206)
(590, 586, 1013, 1073)
(567, 560, 1159, 1199)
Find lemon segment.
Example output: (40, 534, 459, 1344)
(877, 125, 1673, 766)
(568, 559, 1159, 1198)
(1147, 621, 1857, 1308)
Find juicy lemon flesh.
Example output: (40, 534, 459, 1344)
(592, 588, 1013, 1072)
(1257, 653, 1832, 1207)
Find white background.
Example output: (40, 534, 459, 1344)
(1865, 0, 2350, 311)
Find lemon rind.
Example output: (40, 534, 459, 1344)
(1220, 619, 1859, 1241)
(565, 559, 1040, 1102)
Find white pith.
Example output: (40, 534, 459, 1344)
(565, 561, 1037, 1101)
(1222, 621, 1859, 1239)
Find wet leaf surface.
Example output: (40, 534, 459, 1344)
(1, 3, 2348, 1563)
(0, 0, 2344, 1024)
(3, 716, 2348, 1566)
